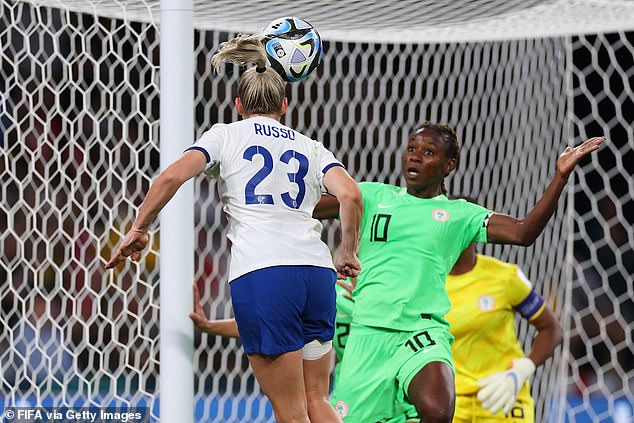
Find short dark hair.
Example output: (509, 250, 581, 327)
(410, 121, 460, 164)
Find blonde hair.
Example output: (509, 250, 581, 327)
(211, 33, 286, 116)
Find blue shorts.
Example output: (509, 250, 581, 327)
(230, 265, 337, 356)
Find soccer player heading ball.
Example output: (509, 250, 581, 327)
(107, 32, 362, 423)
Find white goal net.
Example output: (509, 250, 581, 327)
(1, 1, 632, 422)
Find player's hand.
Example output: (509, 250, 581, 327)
(105, 228, 149, 269)
(556, 136, 605, 177)
(336, 278, 356, 301)
(189, 283, 210, 331)
(334, 252, 362, 280)
(476, 357, 536, 415)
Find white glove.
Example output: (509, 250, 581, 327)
(476, 357, 536, 415)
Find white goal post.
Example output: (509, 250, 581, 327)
(158, 1, 194, 422)
(1, 1, 632, 422)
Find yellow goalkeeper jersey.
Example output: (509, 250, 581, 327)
(445, 254, 546, 396)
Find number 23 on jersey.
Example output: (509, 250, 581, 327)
(243, 145, 309, 209)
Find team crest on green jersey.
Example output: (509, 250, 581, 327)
(432, 208, 450, 222)
(335, 400, 349, 418)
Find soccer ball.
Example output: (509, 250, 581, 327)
(262, 17, 323, 82)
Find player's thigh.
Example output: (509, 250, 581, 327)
(332, 325, 402, 422)
(395, 326, 455, 411)
(248, 350, 307, 412)
(303, 349, 332, 398)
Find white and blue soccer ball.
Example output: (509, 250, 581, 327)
(262, 17, 323, 82)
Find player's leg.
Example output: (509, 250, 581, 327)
(303, 348, 342, 422)
(407, 362, 455, 423)
(248, 351, 310, 423)
(302, 267, 341, 422)
(332, 325, 402, 422)
(396, 326, 456, 423)
(230, 266, 314, 422)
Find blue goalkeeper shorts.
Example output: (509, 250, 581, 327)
(230, 265, 337, 355)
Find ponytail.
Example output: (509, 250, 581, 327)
(211, 33, 267, 72)
(211, 33, 286, 116)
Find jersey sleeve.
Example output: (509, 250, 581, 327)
(184, 124, 229, 178)
(508, 267, 546, 320)
(358, 182, 380, 208)
(462, 201, 493, 244)
(314, 140, 344, 192)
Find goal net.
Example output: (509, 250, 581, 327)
(1, 1, 632, 422)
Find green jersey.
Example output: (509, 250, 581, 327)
(332, 283, 354, 388)
(334, 282, 354, 365)
(352, 182, 491, 331)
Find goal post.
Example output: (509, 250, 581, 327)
(1, 1, 632, 422)
(158, 1, 194, 423)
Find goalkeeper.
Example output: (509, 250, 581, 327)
(446, 242, 563, 421)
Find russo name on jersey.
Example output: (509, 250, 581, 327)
(254, 122, 296, 140)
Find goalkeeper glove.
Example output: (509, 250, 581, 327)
(476, 357, 536, 415)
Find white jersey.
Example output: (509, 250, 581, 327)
(187, 116, 343, 281)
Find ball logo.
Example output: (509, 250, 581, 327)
(432, 208, 450, 222)
(272, 41, 286, 58)
(335, 400, 349, 418)
(478, 295, 495, 312)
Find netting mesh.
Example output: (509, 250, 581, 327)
(0, 0, 160, 417)
(1, 1, 632, 422)
(563, 32, 634, 422)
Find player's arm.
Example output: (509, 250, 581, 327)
(526, 305, 563, 367)
(486, 136, 605, 245)
(105, 150, 207, 269)
(478, 276, 563, 415)
(477, 304, 563, 415)
(189, 284, 240, 338)
(322, 167, 363, 279)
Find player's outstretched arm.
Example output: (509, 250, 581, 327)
(189, 284, 240, 338)
(486, 137, 605, 245)
(323, 167, 363, 279)
(105, 150, 207, 269)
